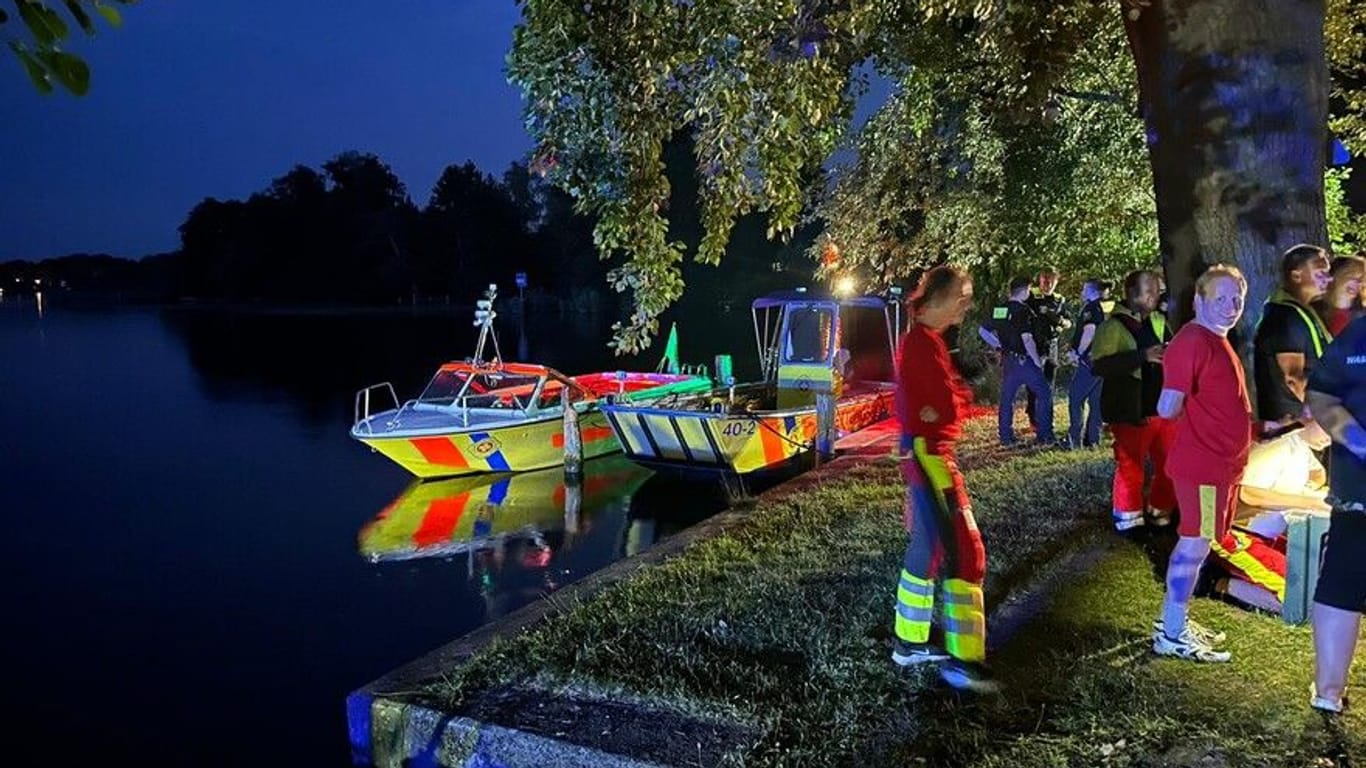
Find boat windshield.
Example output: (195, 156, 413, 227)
(417, 369, 547, 411)
(783, 306, 835, 364)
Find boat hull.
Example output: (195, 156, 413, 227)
(602, 388, 894, 475)
(354, 410, 623, 479)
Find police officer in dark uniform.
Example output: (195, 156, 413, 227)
(1026, 266, 1069, 433)
(980, 275, 1054, 445)
(1066, 278, 1110, 448)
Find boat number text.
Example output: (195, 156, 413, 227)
(721, 421, 757, 437)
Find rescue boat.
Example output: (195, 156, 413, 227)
(601, 290, 900, 475)
(351, 286, 711, 479)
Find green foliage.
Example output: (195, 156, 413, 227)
(1326, 167, 1366, 256)
(1327, 0, 1366, 152)
(510, 0, 873, 353)
(513, 0, 1365, 352)
(812, 16, 1157, 300)
(509, 0, 1130, 350)
(2, 0, 132, 95)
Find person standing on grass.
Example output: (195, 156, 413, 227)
(891, 265, 997, 693)
(1091, 269, 1175, 531)
(1152, 264, 1252, 663)
(1066, 278, 1109, 449)
(980, 276, 1054, 447)
(1026, 266, 1069, 436)
(1305, 314, 1366, 713)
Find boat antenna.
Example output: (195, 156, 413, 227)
(472, 283, 503, 365)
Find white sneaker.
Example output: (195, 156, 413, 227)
(1310, 683, 1347, 714)
(1153, 628, 1231, 663)
(1152, 618, 1227, 646)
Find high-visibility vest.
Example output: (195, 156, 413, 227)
(1150, 312, 1167, 342)
(1264, 298, 1331, 357)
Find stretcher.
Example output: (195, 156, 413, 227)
(1213, 432, 1330, 624)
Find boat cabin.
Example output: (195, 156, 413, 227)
(752, 290, 899, 408)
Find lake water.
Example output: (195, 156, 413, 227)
(0, 296, 752, 766)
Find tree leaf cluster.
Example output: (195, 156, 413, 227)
(2, 0, 131, 94)
(813, 15, 1160, 300)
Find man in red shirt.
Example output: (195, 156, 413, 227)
(1153, 264, 1253, 662)
(890, 265, 997, 693)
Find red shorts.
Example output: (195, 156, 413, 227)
(1173, 480, 1239, 540)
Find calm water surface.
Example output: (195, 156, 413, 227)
(0, 297, 751, 766)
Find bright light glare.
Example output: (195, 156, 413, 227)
(834, 276, 857, 296)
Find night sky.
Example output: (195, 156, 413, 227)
(0, 1, 531, 261)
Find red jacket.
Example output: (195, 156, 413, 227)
(896, 322, 973, 452)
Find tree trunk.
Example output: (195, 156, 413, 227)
(1123, 0, 1328, 347)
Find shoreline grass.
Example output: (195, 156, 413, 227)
(424, 407, 1116, 765)
(897, 544, 1365, 767)
(415, 403, 1363, 766)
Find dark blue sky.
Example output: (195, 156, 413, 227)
(0, 1, 532, 261)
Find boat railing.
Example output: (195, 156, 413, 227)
(353, 382, 401, 433)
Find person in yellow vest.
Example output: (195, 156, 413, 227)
(1092, 269, 1176, 531)
(1253, 244, 1334, 446)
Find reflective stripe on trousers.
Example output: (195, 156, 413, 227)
(895, 437, 987, 661)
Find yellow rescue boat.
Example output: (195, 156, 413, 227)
(602, 290, 899, 475)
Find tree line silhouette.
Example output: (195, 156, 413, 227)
(2, 142, 814, 313)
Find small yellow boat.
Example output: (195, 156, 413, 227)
(351, 286, 710, 479)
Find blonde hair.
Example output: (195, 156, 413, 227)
(1195, 263, 1247, 297)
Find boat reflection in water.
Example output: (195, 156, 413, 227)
(358, 455, 720, 620)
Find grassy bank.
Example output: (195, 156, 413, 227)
(897, 544, 1365, 767)
(426, 409, 1117, 765)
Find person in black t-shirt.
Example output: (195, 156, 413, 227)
(1066, 278, 1110, 448)
(980, 275, 1054, 445)
(1253, 244, 1333, 449)
(1026, 266, 1069, 432)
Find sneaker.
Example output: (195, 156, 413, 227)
(1152, 618, 1227, 646)
(1148, 510, 1173, 527)
(939, 658, 1002, 694)
(1310, 683, 1347, 714)
(892, 639, 950, 667)
(1152, 628, 1231, 663)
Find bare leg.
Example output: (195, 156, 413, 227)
(1312, 601, 1361, 703)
